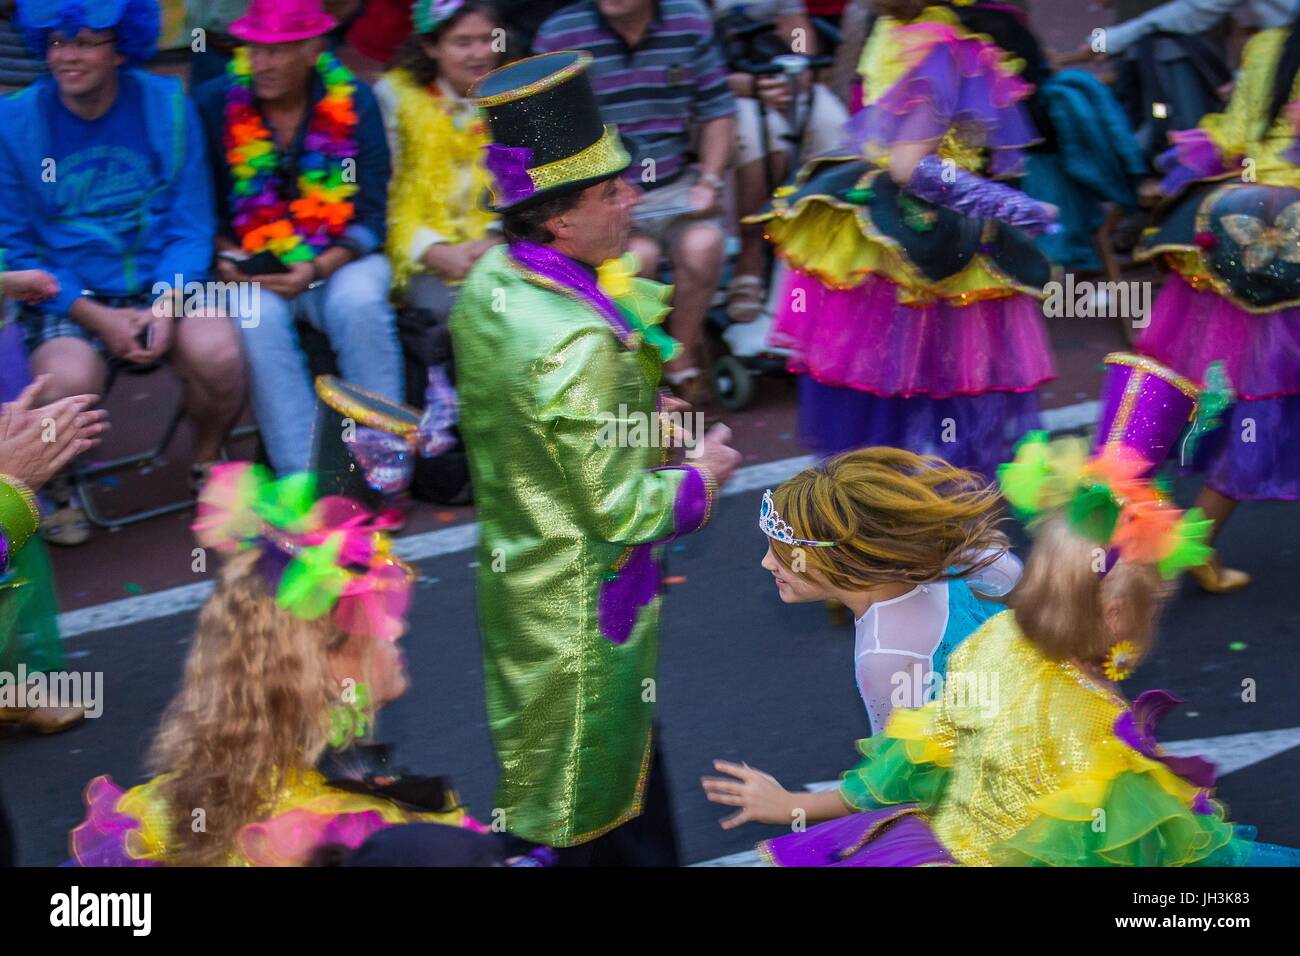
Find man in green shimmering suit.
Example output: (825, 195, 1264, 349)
(449, 52, 740, 863)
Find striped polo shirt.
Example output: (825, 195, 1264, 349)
(533, 0, 737, 189)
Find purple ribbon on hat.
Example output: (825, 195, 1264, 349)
(485, 144, 536, 207)
(1115, 690, 1218, 812)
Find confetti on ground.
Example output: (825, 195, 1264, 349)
(1186, 711, 1200, 718)
(65, 650, 92, 659)
(779, 433, 792, 440)
(123, 583, 143, 594)
(663, 576, 687, 585)
(467, 561, 480, 568)
(98, 476, 120, 487)
(671, 544, 686, 552)
(1229, 641, 1248, 651)
(435, 511, 456, 522)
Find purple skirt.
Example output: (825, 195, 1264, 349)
(761, 806, 955, 867)
(1138, 274, 1300, 499)
(798, 375, 1042, 481)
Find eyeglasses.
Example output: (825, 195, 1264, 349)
(47, 37, 115, 52)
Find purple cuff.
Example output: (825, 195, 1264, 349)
(654, 465, 713, 535)
(906, 153, 1058, 236)
(0, 529, 10, 576)
(1156, 129, 1234, 197)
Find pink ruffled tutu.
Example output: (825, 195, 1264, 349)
(1138, 274, 1300, 499)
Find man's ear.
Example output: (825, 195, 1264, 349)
(546, 211, 572, 242)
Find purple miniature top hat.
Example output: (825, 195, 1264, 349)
(1095, 352, 1201, 477)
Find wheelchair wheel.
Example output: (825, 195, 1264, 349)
(713, 355, 754, 412)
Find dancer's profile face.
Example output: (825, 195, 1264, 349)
(548, 176, 639, 266)
(331, 631, 410, 708)
(761, 543, 831, 604)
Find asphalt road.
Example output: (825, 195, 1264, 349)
(2, 477, 1297, 867)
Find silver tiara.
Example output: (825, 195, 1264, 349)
(759, 489, 837, 548)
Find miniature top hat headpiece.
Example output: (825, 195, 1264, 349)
(997, 352, 1233, 578)
(311, 376, 422, 509)
(472, 51, 630, 212)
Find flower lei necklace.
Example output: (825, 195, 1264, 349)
(224, 47, 360, 262)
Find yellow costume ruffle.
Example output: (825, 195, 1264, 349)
(384, 69, 496, 290)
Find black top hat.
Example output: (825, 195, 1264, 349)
(472, 51, 630, 212)
(309, 375, 422, 508)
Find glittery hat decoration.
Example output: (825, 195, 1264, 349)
(193, 463, 415, 640)
(759, 489, 837, 548)
(472, 51, 630, 211)
(997, 353, 1224, 578)
(311, 376, 425, 508)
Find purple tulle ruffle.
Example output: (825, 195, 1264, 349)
(1156, 128, 1233, 197)
(797, 375, 1042, 479)
(69, 777, 161, 867)
(771, 269, 1055, 398)
(1137, 273, 1300, 400)
(761, 806, 955, 866)
(844, 23, 1036, 178)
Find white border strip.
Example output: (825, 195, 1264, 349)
(57, 401, 1097, 639)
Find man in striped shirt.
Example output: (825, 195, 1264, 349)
(534, 0, 738, 406)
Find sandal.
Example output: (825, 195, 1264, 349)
(726, 275, 765, 324)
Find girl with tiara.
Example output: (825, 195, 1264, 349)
(747, 0, 1058, 478)
(702, 446, 1022, 830)
(1133, 10, 1300, 593)
(705, 354, 1300, 867)
(69, 462, 492, 866)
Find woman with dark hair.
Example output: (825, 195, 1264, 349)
(375, 0, 502, 322)
(1132, 11, 1300, 593)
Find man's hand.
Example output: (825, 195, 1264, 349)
(256, 260, 316, 300)
(82, 305, 152, 363)
(214, 255, 251, 283)
(701, 760, 795, 830)
(0, 376, 110, 490)
(755, 74, 793, 111)
(134, 307, 175, 363)
(688, 422, 741, 487)
(687, 181, 720, 218)
(2, 270, 60, 304)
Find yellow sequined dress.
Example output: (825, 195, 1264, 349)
(828, 611, 1255, 866)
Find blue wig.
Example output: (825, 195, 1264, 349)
(17, 0, 162, 65)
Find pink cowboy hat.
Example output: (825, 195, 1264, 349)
(228, 0, 338, 45)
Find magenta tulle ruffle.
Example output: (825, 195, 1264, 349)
(845, 24, 1036, 178)
(69, 777, 160, 867)
(1137, 273, 1300, 400)
(238, 808, 391, 866)
(1156, 128, 1233, 196)
(771, 269, 1055, 398)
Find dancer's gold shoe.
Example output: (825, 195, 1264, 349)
(1188, 560, 1251, 594)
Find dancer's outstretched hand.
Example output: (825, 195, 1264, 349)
(701, 760, 795, 830)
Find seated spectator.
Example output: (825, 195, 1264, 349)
(0, 0, 245, 544)
(375, 0, 501, 329)
(195, 0, 404, 475)
(534, 0, 737, 408)
(716, 0, 848, 322)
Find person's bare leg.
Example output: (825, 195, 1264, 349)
(29, 337, 109, 404)
(1189, 485, 1249, 592)
(170, 313, 247, 463)
(628, 234, 662, 278)
(734, 152, 787, 280)
(665, 222, 726, 386)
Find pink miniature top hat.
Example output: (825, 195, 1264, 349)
(228, 0, 337, 45)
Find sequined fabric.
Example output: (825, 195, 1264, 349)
(448, 244, 697, 847)
(914, 611, 1127, 866)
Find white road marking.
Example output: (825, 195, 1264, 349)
(691, 726, 1300, 866)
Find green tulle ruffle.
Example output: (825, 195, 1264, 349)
(838, 734, 953, 812)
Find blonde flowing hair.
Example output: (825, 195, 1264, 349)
(1009, 513, 1169, 668)
(769, 447, 1010, 589)
(147, 550, 346, 866)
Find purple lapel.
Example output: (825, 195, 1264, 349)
(507, 241, 635, 348)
